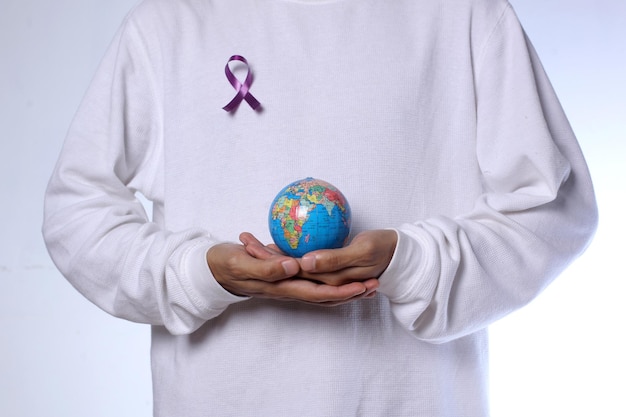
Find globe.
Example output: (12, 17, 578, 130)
(268, 177, 352, 258)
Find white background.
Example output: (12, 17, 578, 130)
(1, 1, 624, 416)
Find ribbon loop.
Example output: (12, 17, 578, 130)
(222, 55, 261, 112)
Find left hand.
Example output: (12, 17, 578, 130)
(297, 230, 397, 290)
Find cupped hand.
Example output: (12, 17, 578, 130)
(297, 229, 398, 288)
(206, 233, 378, 306)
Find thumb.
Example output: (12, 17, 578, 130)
(300, 244, 359, 273)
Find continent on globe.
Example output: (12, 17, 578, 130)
(268, 177, 352, 258)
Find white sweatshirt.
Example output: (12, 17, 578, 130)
(43, 0, 598, 415)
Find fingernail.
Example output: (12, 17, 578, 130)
(301, 254, 316, 271)
(281, 260, 299, 276)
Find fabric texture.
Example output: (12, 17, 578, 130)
(43, 0, 598, 415)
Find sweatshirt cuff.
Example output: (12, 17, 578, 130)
(183, 239, 249, 314)
(377, 227, 438, 304)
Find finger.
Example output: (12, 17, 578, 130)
(361, 278, 380, 293)
(284, 278, 379, 306)
(251, 256, 300, 279)
(242, 240, 276, 260)
(281, 277, 379, 303)
(298, 265, 382, 286)
(309, 283, 378, 306)
(239, 232, 264, 247)
(240, 233, 287, 258)
(266, 243, 284, 254)
(231, 276, 379, 306)
(243, 279, 369, 303)
(246, 243, 285, 259)
(239, 233, 299, 275)
(300, 245, 361, 274)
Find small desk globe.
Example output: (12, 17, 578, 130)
(269, 177, 352, 258)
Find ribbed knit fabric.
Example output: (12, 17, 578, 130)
(43, 0, 597, 415)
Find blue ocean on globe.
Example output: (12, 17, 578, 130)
(268, 178, 351, 258)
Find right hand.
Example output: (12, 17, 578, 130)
(206, 233, 378, 306)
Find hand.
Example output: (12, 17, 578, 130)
(206, 233, 378, 306)
(297, 230, 398, 292)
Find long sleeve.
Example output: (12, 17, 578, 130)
(378, 4, 598, 343)
(42, 14, 246, 335)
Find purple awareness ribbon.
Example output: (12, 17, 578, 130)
(222, 55, 261, 112)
